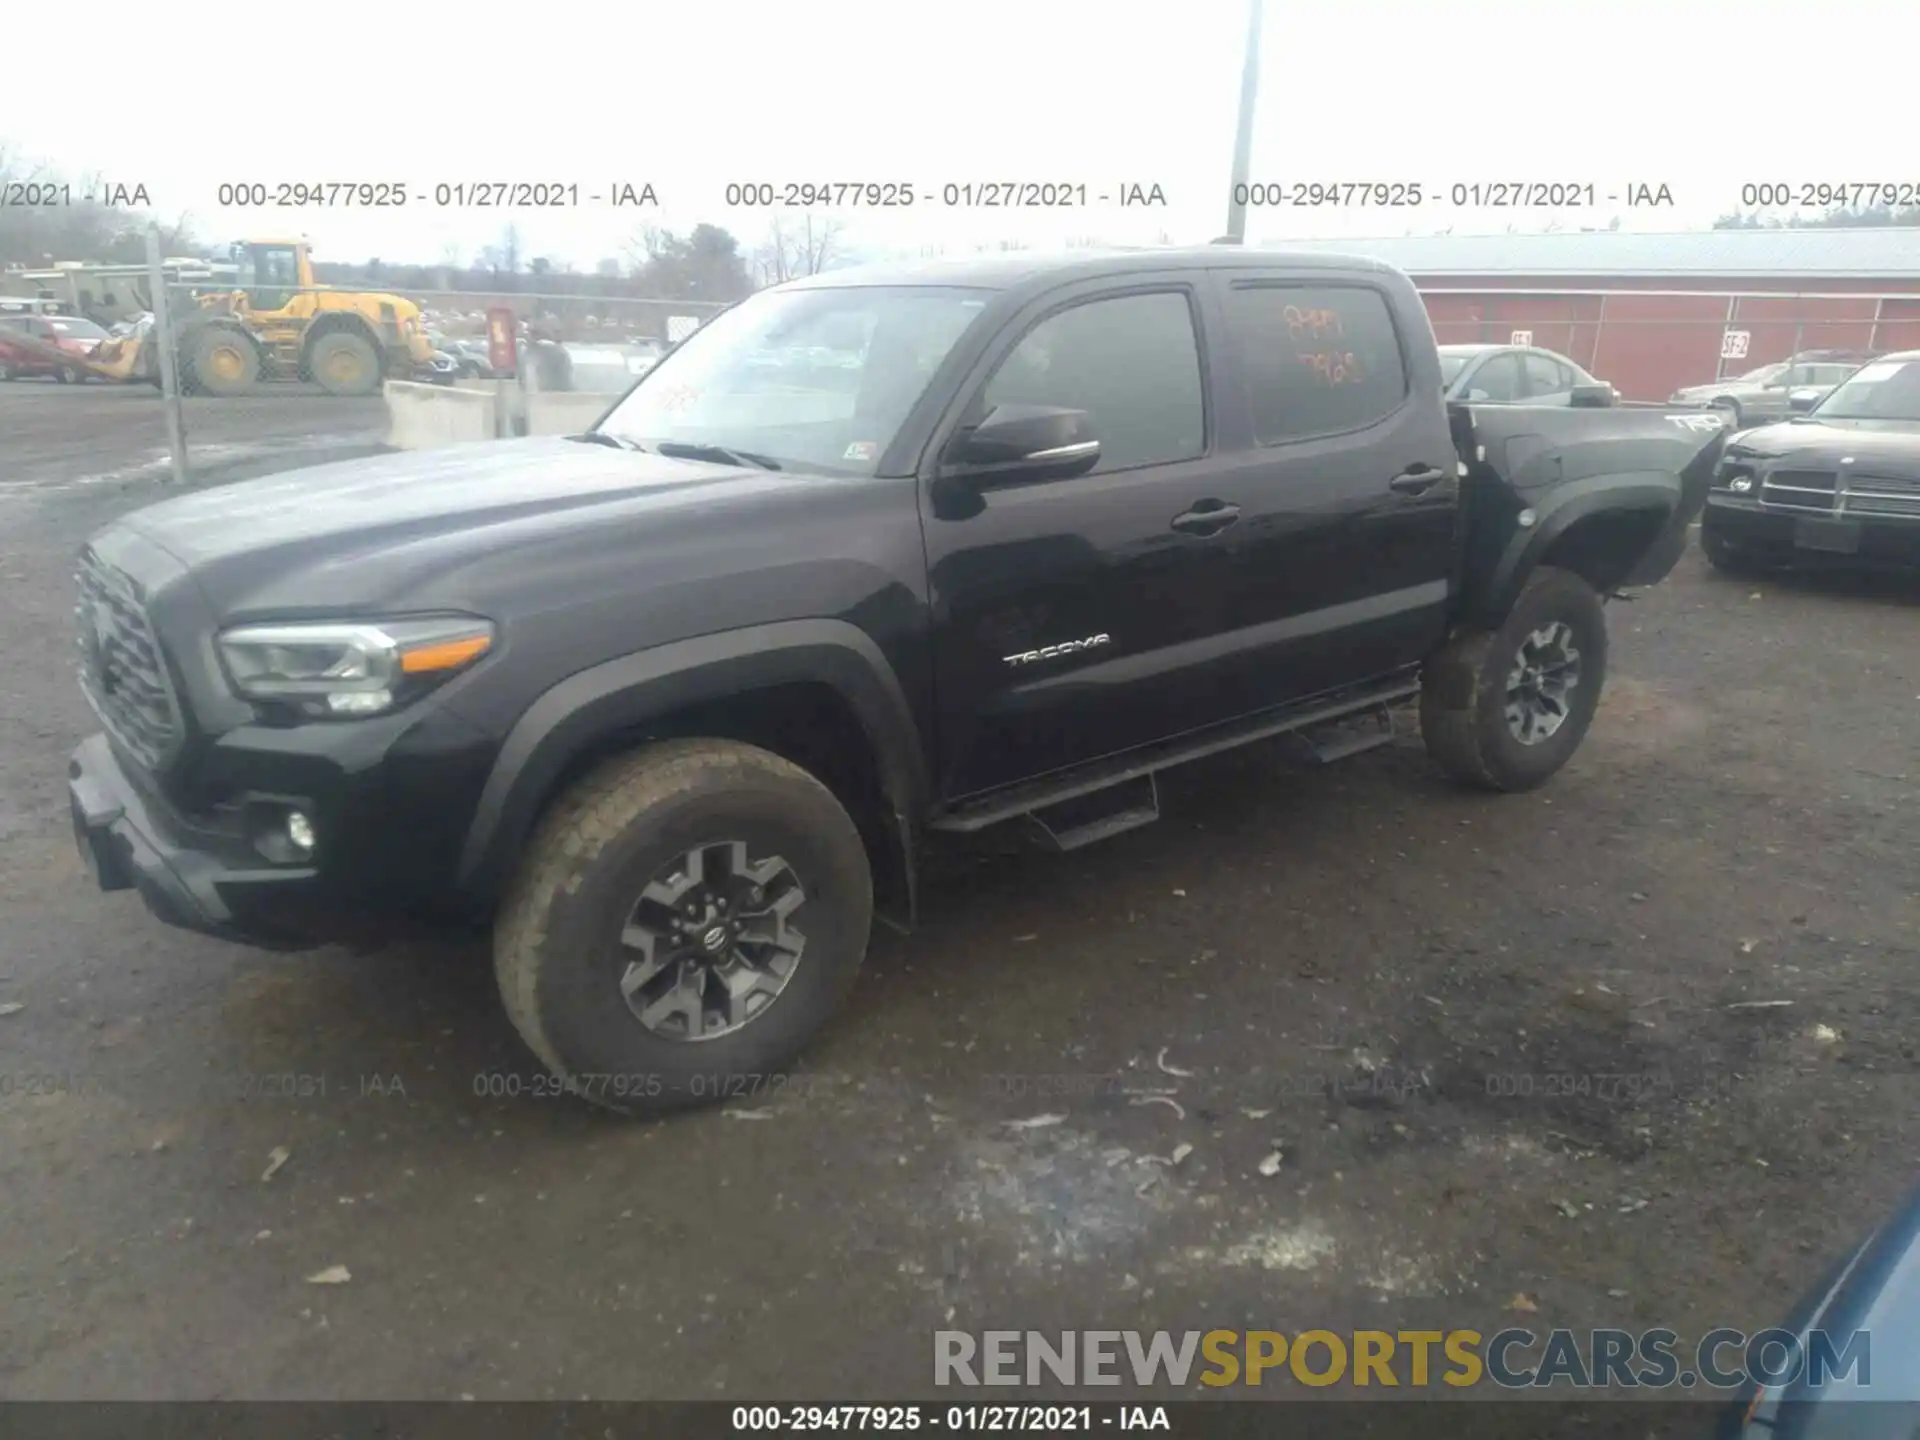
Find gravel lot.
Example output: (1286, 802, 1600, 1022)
(1, 384, 1917, 1404)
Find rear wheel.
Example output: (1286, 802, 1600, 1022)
(494, 739, 875, 1115)
(1420, 565, 1609, 793)
(307, 330, 382, 396)
(190, 326, 260, 395)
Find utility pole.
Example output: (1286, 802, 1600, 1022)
(1220, 0, 1264, 245)
(145, 225, 189, 485)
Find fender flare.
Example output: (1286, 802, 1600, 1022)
(454, 619, 928, 900)
(1471, 474, 1677, 627)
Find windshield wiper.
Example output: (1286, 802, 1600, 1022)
(571, 431, 638, 450)
(653, 440, 783, 471)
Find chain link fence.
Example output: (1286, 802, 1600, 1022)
(1421, 290, 1920, 403)
(2, 232, 732, 484)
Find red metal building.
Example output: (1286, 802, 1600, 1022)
(1272, 229, 1920, 401)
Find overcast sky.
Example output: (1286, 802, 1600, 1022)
(2, 0, 1910, 268)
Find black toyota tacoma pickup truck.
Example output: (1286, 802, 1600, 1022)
(67, 248, 1727, 1111)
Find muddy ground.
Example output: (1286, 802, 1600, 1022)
(0, 384, 1916, 1408)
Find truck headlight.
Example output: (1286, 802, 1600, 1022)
(216, 617, 493, 718)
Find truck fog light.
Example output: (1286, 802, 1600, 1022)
(326, 689, 392, 715)
(1517, 507, 1537, 529)
(286, 810, 315, 853)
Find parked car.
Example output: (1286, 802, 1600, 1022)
(418, 348, 461, 386)
(1438, 344, 1615, 406)
(1719, 1183, 1920, 1435)
(65, 248, 1726, 1114)
(1672, 350, 1875, 429)
(520, 341, 663, 394)
(429, 336, 497, 380)
(0, 312, 110, 382)
(1700, 350, 1920, 575)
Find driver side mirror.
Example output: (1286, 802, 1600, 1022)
(942, 404, 1100, 485)
(1789, 390, 1820, 413)
(1569, 382, 1614, 408)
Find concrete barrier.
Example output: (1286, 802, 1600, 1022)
(384, 380, 501, 450)
(524, 391, 618, 437)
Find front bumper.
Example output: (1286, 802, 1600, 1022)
(68, 733, 324, 948)
(1702, 494, 1920, 568)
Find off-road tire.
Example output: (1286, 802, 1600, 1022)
(1700, 525, 1771, 579)
(190, 326, 259, 395)
(307, 330, 382, 397)
(493, 739, 875, 1115)
(1420, 565, 1608, 792)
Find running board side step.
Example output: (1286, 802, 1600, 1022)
(1282, 703, 1401, 765)
(1026, 774, 1160, 852)
(928, 674, 1421, 836)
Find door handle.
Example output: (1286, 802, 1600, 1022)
(1389, 466, 1447, 496)
(1171, 500, 1240, 535)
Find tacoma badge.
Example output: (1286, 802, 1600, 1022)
(1003, 634, 1111, 667)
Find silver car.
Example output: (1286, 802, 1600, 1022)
(1671, 355, 1869, 428)
(1438, 344, 1614, 406)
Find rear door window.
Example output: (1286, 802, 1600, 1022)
(1224, 284, 1410, 443)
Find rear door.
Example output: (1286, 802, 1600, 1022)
(1196, 269, 1461, 711)
(920, 276, 1234, 799)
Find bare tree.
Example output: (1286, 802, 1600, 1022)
(753, 214, 843, 286)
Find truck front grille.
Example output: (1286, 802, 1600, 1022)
(75, 550, 181, 772)
(1842, 473, 1920, 519)
(1758, 469, 1838, 512)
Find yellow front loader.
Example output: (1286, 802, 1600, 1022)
(83, 239, 435, 397)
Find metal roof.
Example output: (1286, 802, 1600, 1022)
(1252, 228, 1920, 278)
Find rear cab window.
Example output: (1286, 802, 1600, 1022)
(1221, 282, 1410, 443)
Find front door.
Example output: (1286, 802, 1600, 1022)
(921, 279, 1234, 800)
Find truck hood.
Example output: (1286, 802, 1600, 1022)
(113, 436, 816, 614)
(1725, 418, 1920, 478)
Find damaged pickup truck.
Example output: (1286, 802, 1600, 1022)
(67, 249, 1727, 1111)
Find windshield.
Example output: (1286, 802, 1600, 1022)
(1439, 353, 1475, 384)
(1810, 358, 1920, 420)
(1733, 363, 1785, 383)
(595, 284, 990, 475)
(49, 318, 107, 339)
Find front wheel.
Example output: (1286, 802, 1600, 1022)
(1420, 565, 1609, 792)
(493, 739, 875, 1115)
(190, 326, 259, 395)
